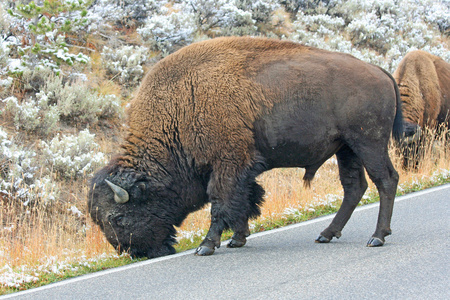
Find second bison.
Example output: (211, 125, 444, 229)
(393, 50, 450, 166)
(88, 37, 402, 258)
(394, 50, 450, 141)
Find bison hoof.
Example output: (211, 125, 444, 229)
(227, 238, 246, 248)
(367, 237, 384, 247)
(315, 235, 331, 243)
(195, 245, 215, 256)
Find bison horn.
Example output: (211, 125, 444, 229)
(105, 179, 129, 204)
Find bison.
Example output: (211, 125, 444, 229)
(393, 50, 450, 144)
(88, 37, 402, 258)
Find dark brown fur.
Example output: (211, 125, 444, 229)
(88, 37, 402, 258)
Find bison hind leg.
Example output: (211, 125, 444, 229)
(316, 146, 368, 243)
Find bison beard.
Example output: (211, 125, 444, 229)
(88, 37, 403, 258)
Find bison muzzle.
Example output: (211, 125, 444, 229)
(88, 37, 402, 258)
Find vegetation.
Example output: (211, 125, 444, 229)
(0, 0, 448, 294)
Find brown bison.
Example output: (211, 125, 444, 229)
(393, 50, 450, 144)
(88, 37, 402, 258)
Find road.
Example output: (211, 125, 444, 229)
(2, 184, 449, 300)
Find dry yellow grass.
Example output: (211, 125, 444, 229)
(0, 203, 111, 271)
(0, 179, 116, 272)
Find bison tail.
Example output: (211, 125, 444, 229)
(392, 79, 404, 142)
(377, 66, 404, 142)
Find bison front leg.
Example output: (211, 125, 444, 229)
(195, 162, 264, 256)
(195, 190, 251, 256)
(195, 200, 226, 256)
(195, 202, 252, 255)
(226, 220, 250, 248)
(196, 197, 250, 255)
(228, 181, 264, 248)
(195, 216, 250, 255)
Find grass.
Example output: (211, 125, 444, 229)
(0, 130, 449, 295)
(0, 254, 144, 295)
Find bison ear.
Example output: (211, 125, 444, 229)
(105, 179, 130, 204)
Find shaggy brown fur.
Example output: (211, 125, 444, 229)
(393, 50, 450, 130)
(89, 37, 402, 258)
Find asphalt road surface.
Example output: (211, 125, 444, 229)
(3, 184, 449, 300)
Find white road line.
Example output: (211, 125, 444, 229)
(2, 183, 449, 299)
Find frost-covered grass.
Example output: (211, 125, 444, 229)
(288, 0, 449, 72)
(101, 45, 149, 86)
(137, 0, 277, 54)
(40, 129, 108, 180)
(0, 127, 108, 206)
(0, 253, 142, 294)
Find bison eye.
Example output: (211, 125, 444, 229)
(113, 215, 126, 228)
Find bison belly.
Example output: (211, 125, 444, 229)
(254, 103, 342, 169)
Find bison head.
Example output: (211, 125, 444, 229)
(88, 164, 178, 258)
